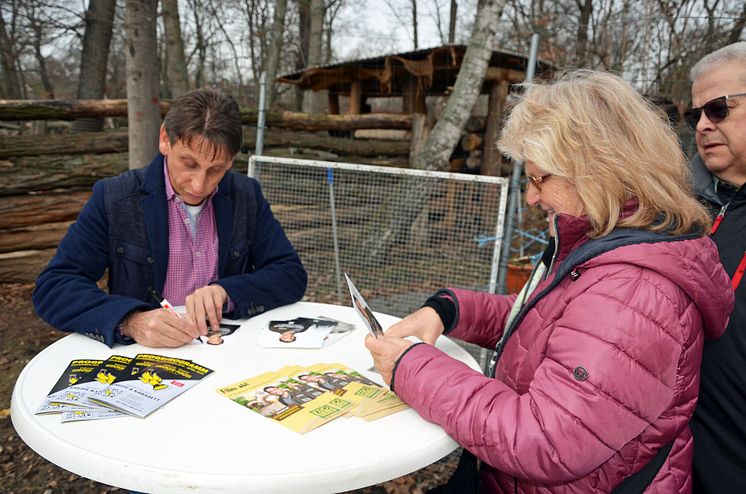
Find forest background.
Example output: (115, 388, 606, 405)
(1, 0, 745, 493)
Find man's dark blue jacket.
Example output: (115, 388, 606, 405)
(33, 155, 307, 347)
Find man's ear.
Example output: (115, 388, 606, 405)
(158, 125, 171, 156)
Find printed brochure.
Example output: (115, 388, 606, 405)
(88, 353, 213, 418)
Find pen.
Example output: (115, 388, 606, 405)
(148, 288, 202, 343)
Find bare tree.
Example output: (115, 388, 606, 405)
(124, 0, 160, 169)
(302, 0, 324, 112)
(366, 0, 506, 262)
(71, 0, 116, 132)
(162, 0, 189, 98)
(0, 1, 23, 99)
(384, 0, 420, 49)
(26, 1, 54, 99)
(449, 0, 457, 42)
(266, 0, 288, 109)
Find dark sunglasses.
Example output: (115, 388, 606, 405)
(684, 92, 746, 129)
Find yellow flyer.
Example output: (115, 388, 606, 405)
(293, 363, 408, 419)
(217, 369, 354, 434)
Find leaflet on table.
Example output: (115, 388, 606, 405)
(88, 353, 213, 418)
(50, 355, 132, 408)
(60, 408, 129, 423)
(257, 317, 354, 348)
(216, 363, 407, 433)
(294, 363, 408, 419)
(36, 358, 106, 414)
(216, 366, 354, 434)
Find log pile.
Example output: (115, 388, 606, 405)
(0, 101, 415, 283)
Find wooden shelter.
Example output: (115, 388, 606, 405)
(278, 44, 554, 175)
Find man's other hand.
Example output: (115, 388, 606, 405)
(185, 284, 228, 335)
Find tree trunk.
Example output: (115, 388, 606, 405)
(265, 0, 288, 109)
(448, 0, 457, 43)
(124, 0, 161, 169)
(295, 0, 311, 111)
(161, 0, 190, 98)
(365, 0, 506, 264)
(303, 0, 325, 113)
(0, 8, 22, 99)
(71, 0, 116, 133)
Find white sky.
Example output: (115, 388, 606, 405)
(331, 0, 476, 61)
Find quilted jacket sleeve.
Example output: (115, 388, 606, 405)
(444, 287, 517, 350)
(392, 271, 693, 483)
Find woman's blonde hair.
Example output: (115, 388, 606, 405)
(498, 69, 710, 237)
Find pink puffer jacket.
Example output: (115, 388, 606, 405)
(392, 214, 733, 493)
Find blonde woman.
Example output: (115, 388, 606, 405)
(366, 70, 734, 493)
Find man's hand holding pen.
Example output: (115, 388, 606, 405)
(120, 309, 202, 348)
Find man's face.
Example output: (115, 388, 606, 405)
(691, 61, 746, 186)
(159, 125, 233, 206)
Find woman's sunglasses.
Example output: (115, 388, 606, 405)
(684, 92, 746, 129)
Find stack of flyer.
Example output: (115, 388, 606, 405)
(216, 362, 408, 434)
(36, 354, 213, 422)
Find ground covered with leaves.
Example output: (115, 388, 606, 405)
(0, 283, 456, 493)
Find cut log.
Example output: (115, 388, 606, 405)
(0, 221, 72, 253)
(461, 133, 482, 152)
(353, 129, 410, 141)
(0, 131, 129, 158)
(0, 249, 55, 284)
(257, 129, 409, 157)
(0, 191, 90, 229)
(0, 153, 129, 196)
(0, 129, 409, 160)
(0, 99, 413, 130)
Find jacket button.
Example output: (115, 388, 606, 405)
(570, 269, 581, 281)
(116, 247, 124, 254)
(232, 250, 240, 258)
(573, 366, 588, 381)
(146, 256, 154, 264)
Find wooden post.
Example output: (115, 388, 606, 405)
(402, 77, 416, 114)
(482, 79, 508, 176)
(328, 91, 340, 115)
(349, 81, 362, 115)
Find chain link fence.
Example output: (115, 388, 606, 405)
(248, 156, 509, 322)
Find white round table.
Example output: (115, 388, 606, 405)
(12, 302, 480, 493)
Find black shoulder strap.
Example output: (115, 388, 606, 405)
(611, 442, 673, 494)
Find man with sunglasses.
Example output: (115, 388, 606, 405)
(687, 42, 746, 494)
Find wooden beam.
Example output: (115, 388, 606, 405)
(348, 81, 362, 114)
(483, 67, 525, 83)
(328, 92, 340, 115)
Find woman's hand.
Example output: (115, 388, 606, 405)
(364, 334, 414, 386)
(384, 306, 445, 345)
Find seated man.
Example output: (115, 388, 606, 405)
(33, 88, 307, 348)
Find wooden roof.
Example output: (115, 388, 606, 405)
(278, 44, 554, 98)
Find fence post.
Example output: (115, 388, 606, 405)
(327, 167, 344, 304)
(496, 32, 540, 295)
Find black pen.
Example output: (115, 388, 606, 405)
(148, 288, 202, 343)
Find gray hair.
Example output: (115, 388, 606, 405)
(690, 41, 746, 82)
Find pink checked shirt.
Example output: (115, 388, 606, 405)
(162, 161, 219, 305)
